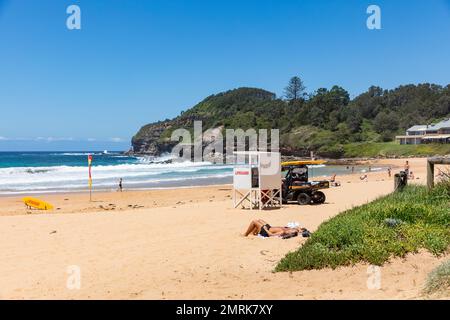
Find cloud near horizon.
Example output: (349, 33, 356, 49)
(109, 137, 126, 142)
(36, 137, 75, 142)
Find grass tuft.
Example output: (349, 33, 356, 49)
(424, 260, 450, 296)
(276, 184, 450, 272)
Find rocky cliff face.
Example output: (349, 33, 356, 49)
(130, 114, 206, 156)
(131, 121, 176, 155)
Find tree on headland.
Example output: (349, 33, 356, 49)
(284, 76, 306, 101)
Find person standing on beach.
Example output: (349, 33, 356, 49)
(351, 166, 355, 173)
(404, 160, 410, 176)
(118, 178, 123, 192)
(388, 167, 392, 178)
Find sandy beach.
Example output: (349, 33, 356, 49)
(0, 157, 447, 300)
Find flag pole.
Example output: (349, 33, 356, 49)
(88, 154, 93, 202)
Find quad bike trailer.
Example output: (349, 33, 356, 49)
(281, 160, 330, 205)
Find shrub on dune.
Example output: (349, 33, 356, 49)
(276, 184, 450, 272)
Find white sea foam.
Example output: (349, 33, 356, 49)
(307, 164, 326, 168)
(0, 160, 234, 194)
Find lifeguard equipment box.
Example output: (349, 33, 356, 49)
(232, 151, 282, 210)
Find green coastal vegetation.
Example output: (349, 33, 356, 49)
(342, 142, 450, 158)
(132, 78, 450, 157)
(275, 182, 450, 272)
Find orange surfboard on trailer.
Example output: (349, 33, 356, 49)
(23, 197, 54, 210)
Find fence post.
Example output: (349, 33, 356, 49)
(427, 160, 434, 190)
(394, 171, 408, 192)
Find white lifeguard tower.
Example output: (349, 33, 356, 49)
(232, 151, 282, 210)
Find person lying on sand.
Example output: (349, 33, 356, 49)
(243, 219, 310, 239)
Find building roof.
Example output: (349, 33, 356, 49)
(406, 119, 450, 133)
(395, 135, 423, 139)
(427, 118, 450, 131)
(406, 125, 428, 132)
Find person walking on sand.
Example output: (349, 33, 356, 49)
(388, 167, 392, 178)
(118, 178, 123, 192)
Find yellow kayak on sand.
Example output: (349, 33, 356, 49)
(23, 197, 54, 210)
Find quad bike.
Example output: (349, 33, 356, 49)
(281, 160, 329, 205)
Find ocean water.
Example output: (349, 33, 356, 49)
(0, 152, 386, 195)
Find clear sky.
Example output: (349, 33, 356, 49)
(0, 0, 449, 151)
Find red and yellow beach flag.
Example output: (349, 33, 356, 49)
(88, 154, 93, 201)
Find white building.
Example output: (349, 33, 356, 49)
(396, 119, 450, 145)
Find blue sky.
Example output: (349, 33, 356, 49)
(0, 0, 449, 151)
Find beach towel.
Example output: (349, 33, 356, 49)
(286, 222, 300, 228)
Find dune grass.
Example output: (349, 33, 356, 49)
(276, 184, 450, 272)
(424, 259, 450, 296)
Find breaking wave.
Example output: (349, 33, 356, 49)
(0, 157, 234, 194)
